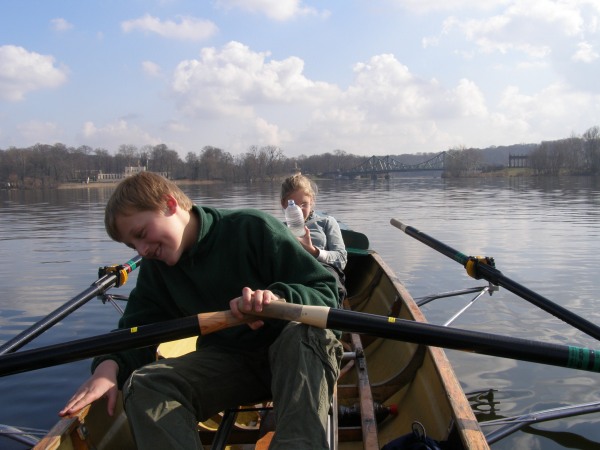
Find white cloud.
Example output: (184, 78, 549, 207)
(429, 0, 600, 66)
(348, 54, 431, 120)
(0, 45, 68, 102)
(80, 120, 161, 149)
(505, 0, 588, 37)
(168, 46, 496, 154)
(142, 60, 162, 77)
(167, 47, 517, 154)
(441, 15, 555, 59)
(254, 117, 291, 146)
(171, 41, 340, 118)
(499, 83, 590, 122)
(422, 36, 439, 48)
(17, 120, 63, 143)
(451, 79, 488, 117)
(50, 18, 73, 32)
(165, 120, 188, 133)
(121, 14, 218, 41)
(291, 49, 600, 154)
(345, 54, 487, 122)
(215, 0, 328, 21)
(389, 0, 510, 14)
(572, 41, 599, 62)
(276, 53, 493, 154)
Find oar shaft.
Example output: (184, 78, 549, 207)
(391, 219, 600, 341)
(390, 219, 470, 265)
(0, 310, 247, 377)
(475, 263, 600, 340)
(0, 255, 142, 355)
(2, 301, 599, 378)
(326, 309, 600, 372)
(251, 303, 600, 373)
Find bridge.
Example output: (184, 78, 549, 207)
(324, 151, 447, 178)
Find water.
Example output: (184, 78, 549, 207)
(1, 176, 600, 449)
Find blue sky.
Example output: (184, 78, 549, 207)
(1, 0, 599, 157)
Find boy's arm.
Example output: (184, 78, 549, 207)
(91, 261, 173, 387)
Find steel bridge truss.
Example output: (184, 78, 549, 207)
(342, 152, 446, 177)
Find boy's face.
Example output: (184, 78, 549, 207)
(115, 200, 189, 266)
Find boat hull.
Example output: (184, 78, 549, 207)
(33, 250, 488, 449)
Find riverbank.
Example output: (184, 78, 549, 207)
(15, 168, 587, 191)
(56, 179, 222, 189)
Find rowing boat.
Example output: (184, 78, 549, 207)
(28, 229, 489, 450)
(3, 219, 600, 448)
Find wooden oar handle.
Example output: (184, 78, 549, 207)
(197, 301, 330, 336)
(197, 311, 252, 335)
(236, 300, 330, 329)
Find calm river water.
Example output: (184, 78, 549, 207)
(1, 175, 600, 449)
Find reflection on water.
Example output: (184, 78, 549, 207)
(1, 176, 600, 449)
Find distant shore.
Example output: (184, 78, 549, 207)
(20, 168, 565, 191)
(57, 179, 221, 189)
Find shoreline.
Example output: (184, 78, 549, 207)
(56, 179, 222, 189)
(12, 170, 592, 191)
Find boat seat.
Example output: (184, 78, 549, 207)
(204, 333, 376, 450)
(206, 386, 339, 450)
(341, 228, 369, 252)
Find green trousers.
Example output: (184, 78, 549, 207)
(122, 323, 343, 449)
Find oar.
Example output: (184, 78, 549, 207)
(0, 255, 142, 355)
(0, 309, 251, 377)
(1, 301, 599, 378)
(390, 219, 600, 341)
(482, 400, 600, 444)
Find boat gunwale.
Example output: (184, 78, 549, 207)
(369, 251, 489, 450)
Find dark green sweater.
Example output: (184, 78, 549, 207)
(94, 206, 339, 387)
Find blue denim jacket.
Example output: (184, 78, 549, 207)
(306, 211, 347, 270)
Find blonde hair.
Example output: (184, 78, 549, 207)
(280, 174, 318, 204)
(105, 171, 192, 242)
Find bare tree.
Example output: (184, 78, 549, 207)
(262, 145, 285, 181)
(200, 146, 232, 180)
(185, 152, 201, 180)
(118, 144, 140, 167)
(583, 126, 600, 174)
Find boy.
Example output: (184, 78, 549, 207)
(59, 172, 342, 449)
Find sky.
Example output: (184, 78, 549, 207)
(1, 0, 599, 158)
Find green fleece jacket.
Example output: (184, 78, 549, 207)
(93, 206, 339, 387)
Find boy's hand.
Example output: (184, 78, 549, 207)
(230, 287, 279, 330)
(58, 360, 119, 417)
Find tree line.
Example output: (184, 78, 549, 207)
(443, 125, 600, 177)
(527, 126, 600, 175)
(1, 125, 599, 188)
(0, 143, 367, 189)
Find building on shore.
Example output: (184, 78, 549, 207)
(96, 166, 169, 182)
